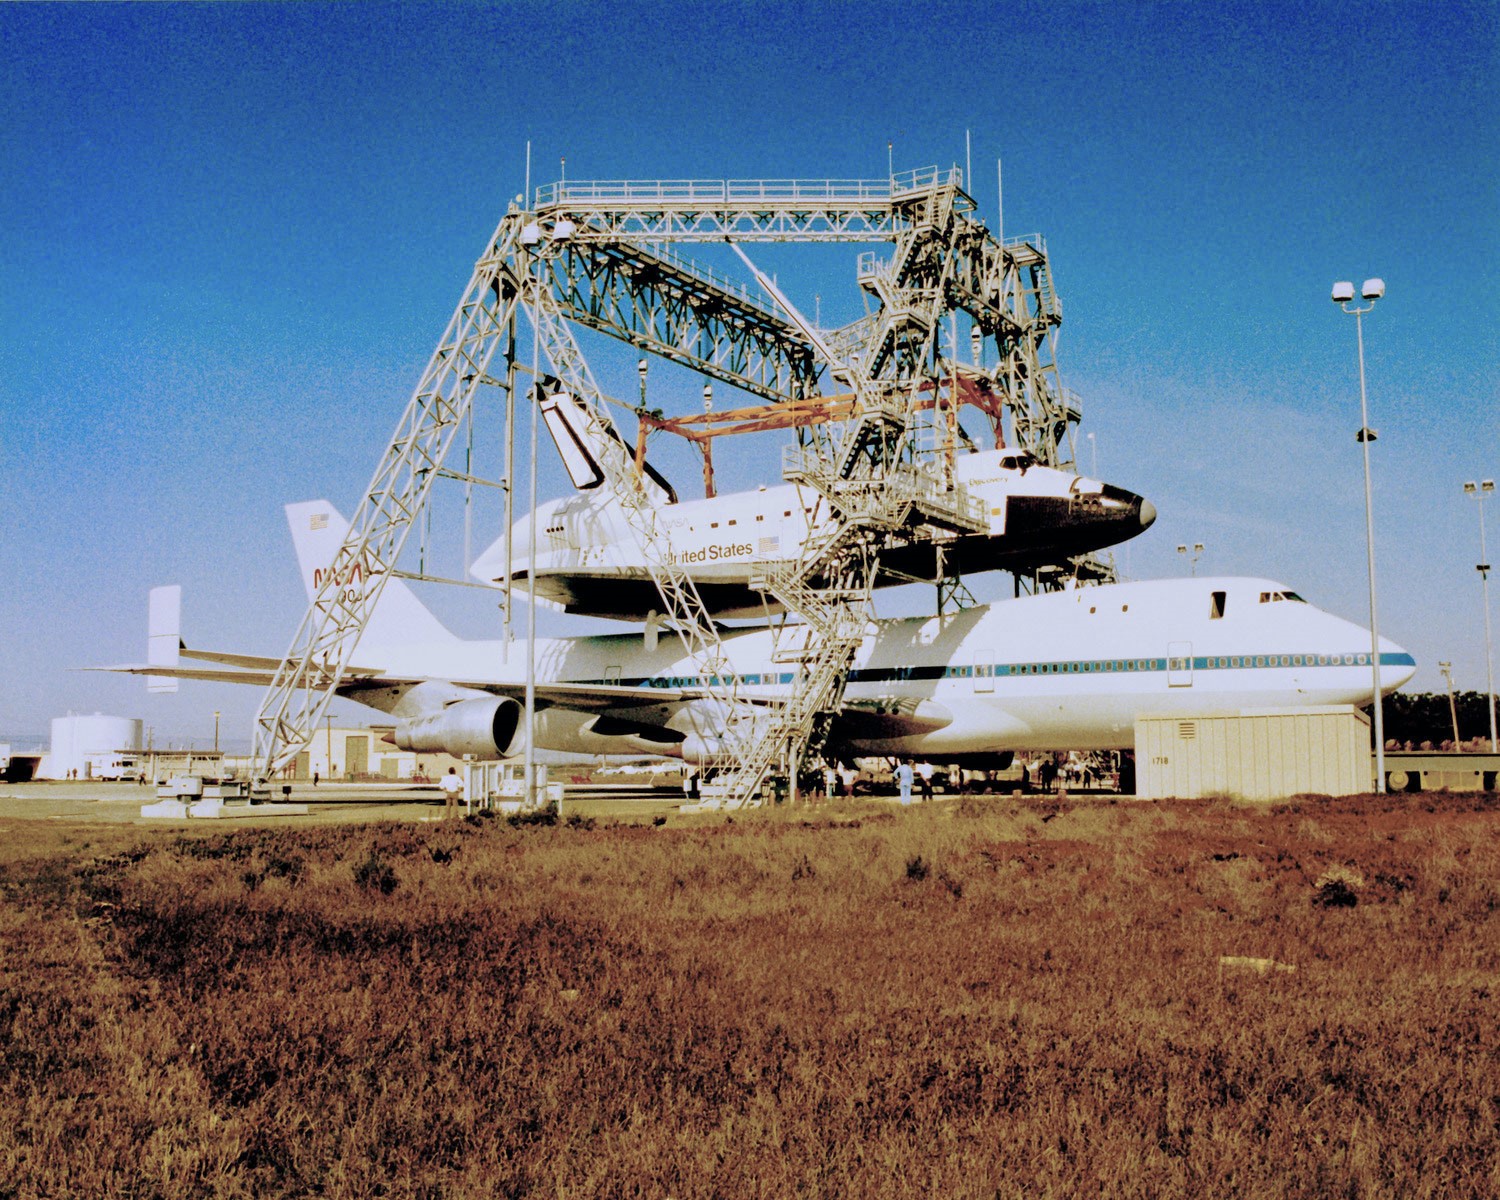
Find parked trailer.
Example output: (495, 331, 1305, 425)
(1383, 752, 1499, 793)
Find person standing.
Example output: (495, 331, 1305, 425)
(897, 759, 914, 806)
(441, 766, 463, 818)
(917, 761, 934, 801)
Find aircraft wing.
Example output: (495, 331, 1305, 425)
(342, 676, 715, 711)
(179, 648, 326, 671)
(92, 661, 706, 711)
(89, 663, 287, 687)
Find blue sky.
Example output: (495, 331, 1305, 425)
(2, 1, 1496, 748)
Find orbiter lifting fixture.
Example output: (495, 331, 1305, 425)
(252, 166, 1089, 804)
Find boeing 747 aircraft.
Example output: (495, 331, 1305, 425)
(109, 501, 1415, 768)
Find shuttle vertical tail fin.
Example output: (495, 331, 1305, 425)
(284, 501, 460, 650)
(541, 389, 677, 504)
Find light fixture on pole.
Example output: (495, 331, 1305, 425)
(1333, 277, 1387, 792)
(1176, 543, 1204, 576)
(1463, 478, 1498, 751)
(1439, 661, 1460, 747)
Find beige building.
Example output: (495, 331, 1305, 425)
(286, 725, 466, 782)
(1135, 705, 1371, 801)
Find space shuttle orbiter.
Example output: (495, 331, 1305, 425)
(471, 390, 1156, 620)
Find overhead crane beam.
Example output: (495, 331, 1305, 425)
(538, 168, 1077, 470)
(543, 239, 822, 404)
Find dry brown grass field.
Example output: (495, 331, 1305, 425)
(1, 792, 1495, 1199)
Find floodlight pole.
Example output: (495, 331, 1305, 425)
(1465, 480, 1498, 751)
(1438, 661, 1460, 747)
(1334, 281, 1386, 792)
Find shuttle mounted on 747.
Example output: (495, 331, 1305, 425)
(469, 389, 1157, 620)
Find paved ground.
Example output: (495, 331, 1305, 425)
(0, 780, 688, 826)
(0, 780, 1134, 832)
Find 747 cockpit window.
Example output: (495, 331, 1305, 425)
(1259, 590, 1306, 604)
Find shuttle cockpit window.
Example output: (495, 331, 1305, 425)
(1210, 591, 1227, 620)
(998, 451, 1036, 473)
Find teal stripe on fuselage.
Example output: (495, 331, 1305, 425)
(577, 652, 1416, 690)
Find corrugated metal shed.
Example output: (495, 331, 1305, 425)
(1135, 706, 1370, 800)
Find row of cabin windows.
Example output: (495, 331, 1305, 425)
(599, 653, 1367, 689)
(706, 509, 799, 531)
(1013, 660, 1159, 675)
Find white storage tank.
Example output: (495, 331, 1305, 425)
(1135, 705, 1371, 801)
(46, 714, 143, 780)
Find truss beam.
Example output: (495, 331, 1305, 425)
(545, 240, 821, 404)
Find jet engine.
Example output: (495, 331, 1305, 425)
(394, 697, 524, 759)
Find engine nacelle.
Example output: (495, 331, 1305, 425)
(394, 697, 524, 759)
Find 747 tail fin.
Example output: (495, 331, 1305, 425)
(284, 501, 460, 650)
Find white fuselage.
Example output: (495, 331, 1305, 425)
(354, 576, 1415, 756)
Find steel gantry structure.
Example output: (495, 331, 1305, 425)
(252, 166, 1091, 804)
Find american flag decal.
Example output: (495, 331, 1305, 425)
(758, 535, 780, 554)
(310, 513, 328, 531)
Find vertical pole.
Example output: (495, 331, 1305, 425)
(996, 158, 1003, 247)
(1441, 662, 1460, 746)
(525, 268, 540, 809)
(702, 382, 715, 498)
(1355, 308, 1386, 792)
(463, 399, 473, 582)
(1479, 492, 1498, 751)
(502, 307, 517, 653)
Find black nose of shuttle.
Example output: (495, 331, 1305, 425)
(1100, 484, 1156, 533)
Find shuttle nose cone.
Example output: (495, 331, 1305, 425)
(1138, 498, 1157, 530)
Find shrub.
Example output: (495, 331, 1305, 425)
(352, 851, 399, 895)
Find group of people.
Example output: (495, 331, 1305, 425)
(1022, 755, 1110, 793)
(815, 759, 936, 805)
(894, 759, 938, 805)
